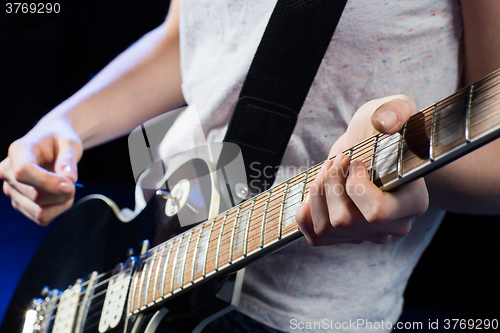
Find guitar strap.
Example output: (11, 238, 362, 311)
(220, 0, 348, 196)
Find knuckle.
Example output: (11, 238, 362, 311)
(12, 165, 27, 182)
(365, 202, 388, 224)
(329, 208, 352, 230)
(313, 218, 332, 238)
(7, 140, 21, 156)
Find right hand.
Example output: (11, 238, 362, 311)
(0, 117, 83, 226)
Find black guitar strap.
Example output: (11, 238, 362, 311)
(220, 0, 348, 196)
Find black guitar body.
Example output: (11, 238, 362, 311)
(1, 196, 239, 333)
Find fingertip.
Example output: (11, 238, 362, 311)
(348, 160, 368, 179)
(372, 98, 414, 133)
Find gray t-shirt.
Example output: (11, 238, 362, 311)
(160, 0, 463, 331)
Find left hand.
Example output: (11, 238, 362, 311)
(295, 95, 429, 246)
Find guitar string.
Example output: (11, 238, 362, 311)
(135, 98, 497, 296)
(353, 78, 500, 169)
(134, 71, 500, 268)
(34, 70, 500, 319)
(148, 101, 500, 286)
(351, 81, 500, 176)
(41, 95, 500, 316)
(168, 92, 500, 267)
(36, 109, 500, 324)
(341, 71, 500, 165)
(349, 72, 500, 165)
(368, 93, 500, 177)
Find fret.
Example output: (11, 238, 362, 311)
(301, 171, 308, 202)
(160, 242, 173, 297)
(397, 122, 406, 178)
(137, 261, 148, 309)
(203, 219, 216, 277)
(430, 103, 438, 161)
(169, 235, 184, 294)
(228, 206, 242, 264)
(243, 199, 256, 256)
(190, 226, 205, 284)
(370, 134, 379, 182)
(178, 230, 194, 289)
(348, 148, 354, 160)
(260, 190, 272, 248)
(215, 212, 229, 271)
(153, 244, 167, 302)
(278, 182, 290, 240)
(144, 249, 159, 307)
(466, 85, 474, 143)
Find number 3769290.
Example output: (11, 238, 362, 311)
(6, 3, 61, 14)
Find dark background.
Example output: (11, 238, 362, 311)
(1, 0, 499, 330)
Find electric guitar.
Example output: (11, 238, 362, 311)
(4, 68, 500, 333)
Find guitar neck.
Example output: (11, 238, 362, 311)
(127, 68, 500, 315)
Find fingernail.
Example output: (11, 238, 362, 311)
(376, 109, 398, 129)
(59, 182, 74, 194)
(60, 165, 77, 181)
(303, 193, 310, 203)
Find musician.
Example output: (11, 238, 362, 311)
(2, 0, 500, 332)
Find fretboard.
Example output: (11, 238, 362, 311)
(127, 68, 500, 315)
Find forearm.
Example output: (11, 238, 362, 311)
(41, 0, 183, 149)
(424, 0, 500, 214)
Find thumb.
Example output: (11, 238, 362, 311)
(371, 96, 417, 134)
(54, 141, 81, 183)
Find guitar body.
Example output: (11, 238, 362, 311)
(1, 158, 243, 333)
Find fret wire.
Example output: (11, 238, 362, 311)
(144, 249, 158, 306)
(180, 230, 194, 288)
(397, 122, 406, 179)
(160, 243, 173, 297)
(228, 206, 241, 264)
(244, 199, 256, 257)
(137, 261, 148, 309)
(215, 212, 229, 271)
(348, 148, 354, 160)
(466, 84, 474, 143)
(278, 182, 290, 240)
(170, 235, 184, 294)
(370, 134, 379, 182)
(203, 219, 216, 278)
(260, 190, 272, 248)
(152, 245, 165, 303)
(430, 103, 438, 161)
(191, 226, 205, 283)
(301, 171, 308, 202)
